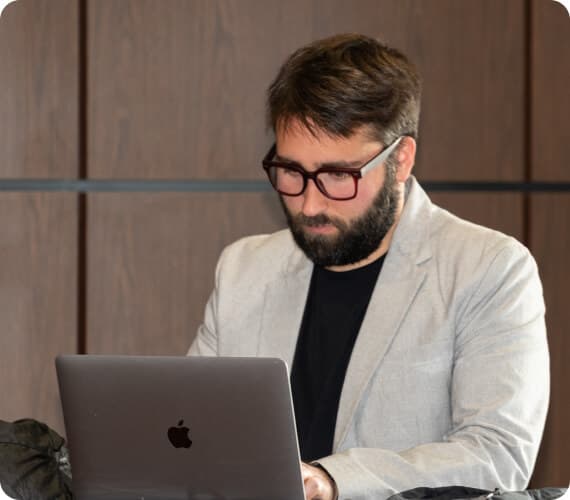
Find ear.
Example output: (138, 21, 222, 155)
(395, 136, 416, 183)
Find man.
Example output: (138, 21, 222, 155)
(188, 34, 549, 500)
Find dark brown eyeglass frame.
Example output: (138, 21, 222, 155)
(261, 136, 403, 201)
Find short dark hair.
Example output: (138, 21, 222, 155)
(267, 33, 422, 146)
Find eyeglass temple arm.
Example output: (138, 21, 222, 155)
(360, 136, 404, 176)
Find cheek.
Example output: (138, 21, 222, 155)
(349, 186, 378, 213)
(339, 201, 369, 221)
(357, 172, 384, 198)
(351, 174, 384, 206)
(282, 195, 302, 215)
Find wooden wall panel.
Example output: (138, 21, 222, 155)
(86, 193, 286, 354)
(529, 0, 570, 486)
(531, 0, 570, 181)
(0, 0, 78, 178)
(88, 0, 524, 182)
(88, 0, 308, 180)
(429, 192, 524, 242)
(529, 194, 570, 488)
(312, 0, 526, 182)
(0, 194, 77, 436)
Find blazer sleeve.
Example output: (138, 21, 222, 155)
(316, 242, 550, 500)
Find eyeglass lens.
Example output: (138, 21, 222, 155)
(267, 166, 356, 199)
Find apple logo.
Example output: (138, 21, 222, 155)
(167, 419, 193, 449)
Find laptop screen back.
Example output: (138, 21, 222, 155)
(56, 355, 305, 500)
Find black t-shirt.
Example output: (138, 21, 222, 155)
(291, 254, 385, 461)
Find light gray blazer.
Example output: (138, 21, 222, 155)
(189, 177, 549, 500)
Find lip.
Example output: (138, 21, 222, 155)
(304, 224, 337, 235)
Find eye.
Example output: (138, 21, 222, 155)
(281, 167, 302, 178)
(325, 171, 352, 181)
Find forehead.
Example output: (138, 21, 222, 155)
(275, 119, 381, 163)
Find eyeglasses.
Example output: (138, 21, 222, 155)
(262, 136, 403, 201)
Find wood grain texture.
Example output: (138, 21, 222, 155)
(528, 194, 570, 488)
(86, 192, 286, 354)
(0, 0, 78, 178)
(0, 194, 77, 436)
(88, 0, 524, 181)
(88, 0, 308, 179)
(528, 1, 570, 485)
(312, 0, 526, 182)
(429, 192, 524, 242)
(531, 0, 570, 181)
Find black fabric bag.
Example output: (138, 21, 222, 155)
(0, 419, 72, 500)
(387, 486, 568, 500)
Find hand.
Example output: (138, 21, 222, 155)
(301, 462, 338, 500)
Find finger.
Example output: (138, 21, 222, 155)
(303, 476, 321, 500)
(301, 464, 320, 499)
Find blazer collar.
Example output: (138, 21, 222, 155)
(335, 176, 433, 447)
(257, 240, 313, 369)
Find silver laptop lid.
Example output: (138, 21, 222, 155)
(56, 355, 305, 500)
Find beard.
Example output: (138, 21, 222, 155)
(281, 167, 401, 268)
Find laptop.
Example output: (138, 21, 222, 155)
(56, 355, 306, 500)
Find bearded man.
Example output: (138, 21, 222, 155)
(189, 34, 549, 500)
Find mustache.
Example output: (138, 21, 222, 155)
(291, 213, 347, 230)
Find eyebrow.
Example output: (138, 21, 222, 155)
(274, 154, 363, 169)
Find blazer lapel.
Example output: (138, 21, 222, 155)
(257, 249, 313, 370)
(334, 177, 433, 448)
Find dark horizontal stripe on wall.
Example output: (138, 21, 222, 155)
(423, 181, 570, 192)
(0, 179, 272, 192)
(0, 179, 569, 193)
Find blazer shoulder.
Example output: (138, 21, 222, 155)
(215, 229, 300, 285)
(397, 178, 532, 269)
(429, 203, 531, 264)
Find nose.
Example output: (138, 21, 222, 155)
(301, 179, 328, 216)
